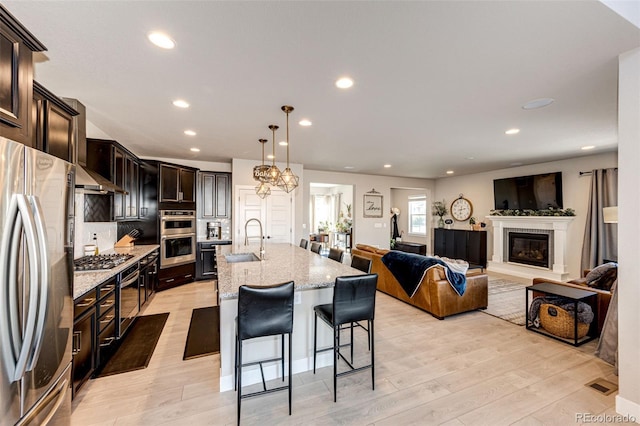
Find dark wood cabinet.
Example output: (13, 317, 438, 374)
(198, 171, 231, 219)
(31, 83, 77, 162)
(196, 242, 220, 280)
(160, 164, 196, 205)
(86, 138, 139, 220)
(434, 228, 487, 268)
(394, 241, 427, 256)
(72, 277, 117, 398)
(158, 263, 195, 291)
(0, 7, 46, 144)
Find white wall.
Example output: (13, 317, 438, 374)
(303, 170, 433, 249)
(434, 152, 617, 278)
(616, 47, 640, 421)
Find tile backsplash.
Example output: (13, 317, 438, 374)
(74, 193, 117, 258)
(197, 218, 231, 241)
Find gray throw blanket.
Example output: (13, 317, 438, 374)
(528, 296, 594, 328)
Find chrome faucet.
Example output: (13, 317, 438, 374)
(244, 218, 265, 260)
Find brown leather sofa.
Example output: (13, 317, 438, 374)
(532, 271, 614, 333)
(352, 244, 488, 319)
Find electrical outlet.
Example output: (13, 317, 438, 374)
(294, 291, 302, 304)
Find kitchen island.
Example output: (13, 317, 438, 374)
(217, 243, 363, 392)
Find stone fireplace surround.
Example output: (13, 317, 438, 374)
(486, 215, 575, 281)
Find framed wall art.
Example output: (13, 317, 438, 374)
(363, 191, 383, 218)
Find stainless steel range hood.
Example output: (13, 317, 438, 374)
(75, 165, 127, 194)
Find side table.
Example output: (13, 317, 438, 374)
(526, 282, 598, 346)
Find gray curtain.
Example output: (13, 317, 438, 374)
(581, 168, 618, 270)
(595, 280, 618, 372)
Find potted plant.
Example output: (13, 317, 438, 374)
(469, 217, 481, 231)
(432, 200, 448, 229)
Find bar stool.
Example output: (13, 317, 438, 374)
(313, 274, 377, 402)
(349, 255, 373, 349)
(300, 238, 309, 249)
(328, 247, 345, 263)
(235, 281, 295, 424)
(310, 242, 322, 254)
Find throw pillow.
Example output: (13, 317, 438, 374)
(588, 267, 617, 291)
(585, 262, 617, 285)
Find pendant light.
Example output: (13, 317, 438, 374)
(255, 139, 271, 199)
(276, 105, 299, 193)
(266, 124, 281, 185)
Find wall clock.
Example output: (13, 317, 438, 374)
(450, 195, 473, 222)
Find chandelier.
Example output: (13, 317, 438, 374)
(255, 139, 271, 199)
(252, 105, 300, 197)
(276, 105, 299, 193)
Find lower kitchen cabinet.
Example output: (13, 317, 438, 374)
(158, 262, 195, 291)
(139, 249, 159, 308)
(196, 242, 217, 280)
(72, 277, 117, 398)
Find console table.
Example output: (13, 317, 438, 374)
(434, 228, 487, 269)
(394, 241, 427, 256)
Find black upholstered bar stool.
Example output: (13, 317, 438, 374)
(313, 274, 377, 402)
(349, 255, 373, 349)
(328, 247, 345, 263)
(300, 238, 309, 249)
(310, 242, 322, 254)
(235, 281, 295, 424)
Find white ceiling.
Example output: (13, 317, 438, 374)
(5, 1, 639, 179)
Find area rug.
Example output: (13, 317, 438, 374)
(481, 278, 529, 326)
(96, 313, 169, 377)
(183, 306, 220, 360)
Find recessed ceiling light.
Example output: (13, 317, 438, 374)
(267, 154, 275, 160)
(466, 156, 475, 160)
(299, 119, 312, 126)
(279, 141, 288, 146)
(446, 170, 454, 175)
(148, 32, 175, 49)
(336, 77, 354, 89)
(384, 164, 392, 168)
(505, 128, 520, 135)
(184, 130, 196, 136)
(172, 99, 189, 108)
(344, 166, 354, 169)
(190, 147, 200, 152)
(522, 98, 555, 110)
(582, 145, 595, 150)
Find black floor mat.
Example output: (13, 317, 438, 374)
(96, 313, 169, 377)
(183, 306, 220, 360)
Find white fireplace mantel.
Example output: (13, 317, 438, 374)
(485, 215, 575, 281)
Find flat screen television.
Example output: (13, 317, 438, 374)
(493, 172, 563, 210)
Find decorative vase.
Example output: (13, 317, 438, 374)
(438, 217, 445, 228)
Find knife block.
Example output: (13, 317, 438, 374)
(115, 235, 135, 247)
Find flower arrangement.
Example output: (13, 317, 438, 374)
(335, 203, 353, 233)
(432, 200, 448, 218)
(490, 208, 576, 217)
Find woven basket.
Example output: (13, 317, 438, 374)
(540, 303, 589, 339)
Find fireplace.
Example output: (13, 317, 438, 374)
(508, 232, 549, 268)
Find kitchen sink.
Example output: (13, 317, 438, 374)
(225, 253, 261, 263)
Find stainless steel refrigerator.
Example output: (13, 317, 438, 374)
(0, 137, 74, 425)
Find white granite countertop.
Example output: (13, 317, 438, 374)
(73, 244, 159, 300)
(217, 243, 361, 300)
(196, 238, 233, 244)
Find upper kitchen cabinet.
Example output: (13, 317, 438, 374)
(0, 5, 46, 144)
(159, 163, 196, 209)
(86, 138, 138, 220)
(198, 171, 231, 219)
(31, 82, 78, 163)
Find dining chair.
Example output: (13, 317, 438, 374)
(310, 242, 322, 254)
(328, 247, 344, 263)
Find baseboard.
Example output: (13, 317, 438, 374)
(615, 395, 640, 423)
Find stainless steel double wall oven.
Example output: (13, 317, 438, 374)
(160, 210, 196, 268)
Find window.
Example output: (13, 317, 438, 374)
(408, 196, 427, 235)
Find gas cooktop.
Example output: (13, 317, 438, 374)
(74, 254, 134, 271)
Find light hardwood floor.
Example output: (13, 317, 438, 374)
(71, 274, 619, 425)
